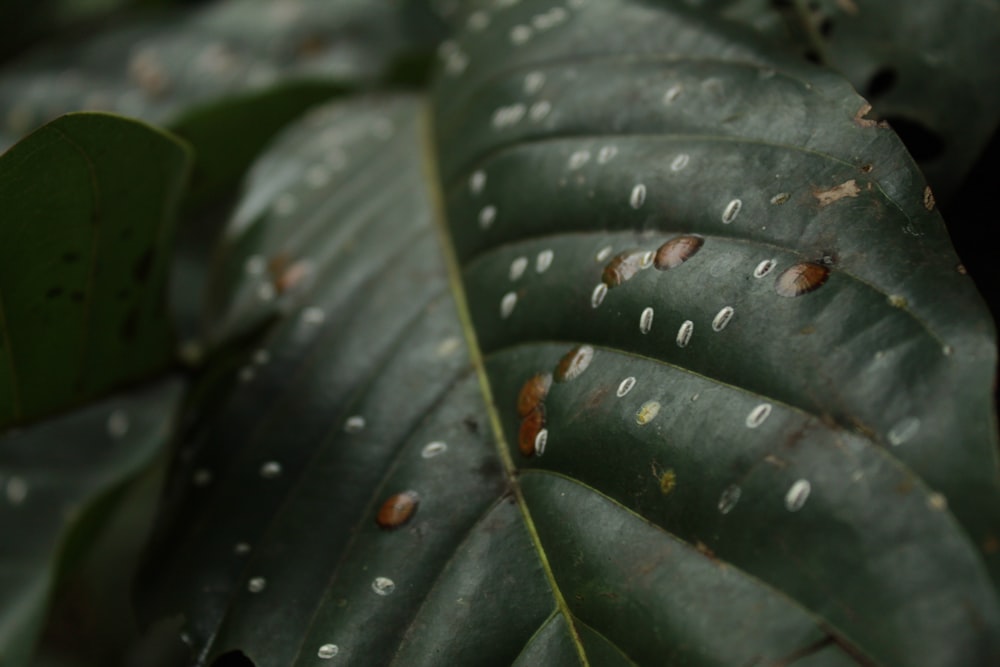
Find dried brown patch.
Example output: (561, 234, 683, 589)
(853, 103, 888, 129)
(813, 179, 861, 207)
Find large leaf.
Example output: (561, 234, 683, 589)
(0, 378, 184, 666)
(0, 112, 190, 428)
(141, 2, 1000, 665)
(697, 0, 1000, 200)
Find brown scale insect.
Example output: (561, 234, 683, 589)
(602, 251, 646, 287)
(376, 490, 420, 529)
(774, 262, 830, 297)
(654, 235, 703, 270)
(517, 373, 552, 418)
(554, 345, 595, 383)
(518, 406, 546, 457)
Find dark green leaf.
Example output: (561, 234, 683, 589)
(0, 112, 190, 428)
(0, 378, 184, 666)
(142, 2, 1000, 666)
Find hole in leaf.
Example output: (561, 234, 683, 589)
(818, 17, 834, 37)
(865, 67, 898, 99)
(884, 116, 946, 160)
(211, 651, 256, 667)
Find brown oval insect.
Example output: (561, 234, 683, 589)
(517, 373, 552, 418)
(654, 235, 703, 270)
(554, 345, 595, 383)
(376, 490, 420, 529)
(602, 251, 646, 287)
(518, 407, 546, 457)
(774, 262, 830, 297)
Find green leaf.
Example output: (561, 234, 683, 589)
(141, 2, 1000, 666)
(697, 0, 1000, 200)
(0, 112, 190, 428)
(0, 378, 184, 666)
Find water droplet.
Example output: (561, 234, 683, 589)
(519, 407, 546, 457)
(602, 251, 646, 286)
(318, 644, 340, 659)
(629, 184, 647, 209)
(639, 307, 654, 334)
(500, 291, 518, 318)
(770, 192, 790, 205)
(371, 576, 396, 596)
(238, 366, 254, 383)
(491, 104, 525, 129)
(654, 235, 703, 270)
(887, 417, 919, 446)
(670, 153, 690, 171)
(590, 283, 608, 308)
(718, 485, 741, 514)
(753, 259, 776, 278)
(745, 403, 772, 428)
(524, 71, 545, 94)
(568, 150, 590, 170)
(445, 50, 468, 75)
(257, 283, 276, 302)
(421, 441, 448, 458)
(711, 306, 735, 332)
(5, 476, 28, 505)
(775, 263, 830, 297)
(234, 542, 251, 555)
(467, 10, 490, 30)
(469, 170, 486, 194)
(927, 492, 947, 511)
(595, 245, 613, 262)
(784, 479, 811, 512)
(107, 410, 129, 438)
(245, 255, 266, 275)
(597, 145, 618, 163)
(273, 193, 297, 217)
(510, 24, 532, 44)
(663, 84, 683, 104)
(636, 400, 661, 425)
(616, 376, 636, 397)
(248, 577, 267, 593)
(535, 249, 554, 273)
(344, 415, 366, 433)
(302, 307, 325, 324)
(554, 345, 594, 382)
(259, 461, 282, 479)
(529, 100, 551, 121)
(534, 428, 549, 456)
(676, 320, 694, 348)
(478, 205, 497, 229)
(306, 164, 331, 188)
(435, 337, 461, 358)
(253, 349, 270, 365)
(518, 373, 553, 418)
(377, 490, 420, 529)
(192, 469, 212, 487)
(509, 256, 528, 281)
(721, 198, 742, 224)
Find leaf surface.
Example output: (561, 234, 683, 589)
(0, 112, 190, 428)
(141, 2, 1000, 666)
(0, 378, 184, 666)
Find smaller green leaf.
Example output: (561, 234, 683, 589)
(0, 377, 184, 667)
(0, 111, 190, 428)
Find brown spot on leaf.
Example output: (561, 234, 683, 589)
(517, 373, 552, 418)
(518, 407, 546, 457)
(813, 179, 861, 207)
(853, 103, 888, 129)
(376, 491, 420, 529)
(923, 186, 935, 211)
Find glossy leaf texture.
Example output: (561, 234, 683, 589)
(0, 378, 184, 666)
(139, 4, 1000, 667)
(697, 0, 1000, 200)
(433, 0, 1000, 665)
(138, 95, 512, 667)
(0, 112, 190, 428)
